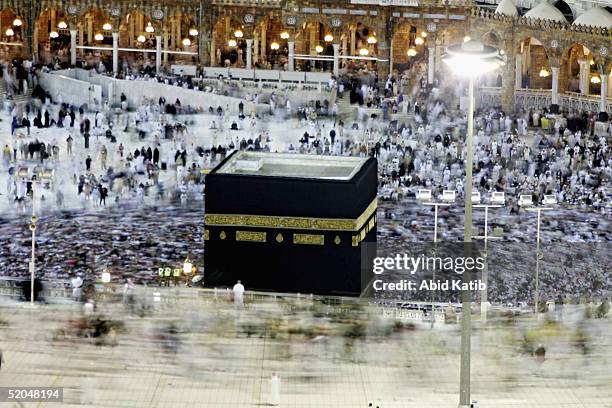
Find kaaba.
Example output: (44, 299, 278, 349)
(204, 151, 377, 296)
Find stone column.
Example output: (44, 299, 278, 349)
(246, 39, 253, 69)
(210, 34, 215, 66)
(87, 16, 93, 44)
(164, 30, 169, 65)
(578, 59, 590, 95)
(332, 43, 340, 76)
(341, 35, 347, 68)
(112, 32, 119, 74)
(260, 26, 266, 64)
(253, 38, 259, 65)
(600, 74, 608, 114)
(156, 35, 162, 73)
(376, 35, 390, 82)
(427, 46, 435, 84)
(288, 41, 295, 71)
(79, 25, 84, 46)
(350, 29, 355, 56)
(501, 48, 516, 113)
(70, 30, 77, 66)
(515, 53, 523, 89)
(199, 31, 210, 67)
(551, 66, 560, 113)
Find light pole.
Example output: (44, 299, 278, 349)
(472, 191, 505, 321)
(443, 39, 503, 408)
(519, 194, 557, 314)
(27, 173, 41, 306)
(417, 188, 456, 327)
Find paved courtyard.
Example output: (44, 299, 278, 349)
(0, 289, 611, 408)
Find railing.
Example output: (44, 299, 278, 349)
(349, 0, 471, 5)
(514, 88, 551, 110)
(513, 88, 612, 114)
(561, 91, 612, 114)
(478, 86, 502, 108)
(471, 7, 611, 38)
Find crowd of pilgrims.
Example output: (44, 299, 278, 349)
(1, 57, 610, 219)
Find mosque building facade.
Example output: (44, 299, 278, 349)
(0, 0, 609, 114)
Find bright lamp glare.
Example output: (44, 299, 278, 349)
(359, 48, 369, 56)
(315, 45, 324, 53)
(280, 31, 289, 40)
(443, 40, 503, 78)
(102, 23, 112, 31)
(57, 21, 68, 29)
(5, 28, 14, 37)
(415, 37, 424, 45)
(444, 55, 500, 77)
(182, 38, 191, 46)
(228, 39, 237, 47)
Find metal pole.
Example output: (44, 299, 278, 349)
(481, 206, 488, 322)
(459, 76, 474, 408)
(535, 208, 541, 314)
(432, 204, 438, 328)
(30, 185, 35, 305)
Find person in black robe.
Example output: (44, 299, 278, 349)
(44, 110, 50, 128)
(85, 155, 92, 171)
(21, 116, 30, 136)
(146, 147, 152, 161)
(84, 132, 90, 149)
(153, 147, 159, 165)
(69, 109, 76, 127)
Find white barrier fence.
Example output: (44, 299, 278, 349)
(202, 67, 332, 86)
(37, 72, 103, 108)
(48, 68, 269, 115)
